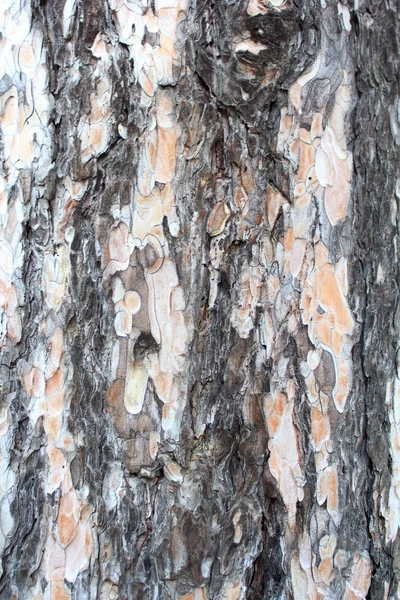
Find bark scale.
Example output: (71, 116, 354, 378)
(0, 0, 398, 598)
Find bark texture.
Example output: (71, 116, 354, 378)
(0, 0, 399, 598)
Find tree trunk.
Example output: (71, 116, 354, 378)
(0, 0, 398, 597)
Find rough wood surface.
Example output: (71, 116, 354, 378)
(0, 0, 398, 598)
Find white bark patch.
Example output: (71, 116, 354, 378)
(384, 375, 400, 542)
(124, 361, 149, 415)
(62, 0, 77, 39)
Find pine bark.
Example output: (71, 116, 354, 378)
(0, 0, 399, 598)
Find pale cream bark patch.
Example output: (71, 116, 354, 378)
(343, 552, 372, 599)
(264, 386, 305, 530)
(0, 0, 55, 578)
(315, 75, 353, 226)
(247, 0, 287, 16)
(24, 322, 94, 597)
(289, 53, 322, 112)
(231, 263, 263, 339)
(79, 34, 112, 164)
(4, 18, 96, 586)
(265, 184, 288, 230)
(0, 0, 52, 350)
(274, 50, 356, 585)
(124, 361, 149, 415)
(104, 0, 191, 452)
(22, 319, 94, 598)
(207, 202, 231, 237)
(301, 242, 354, 413)
(292, 534, 371, 600)
(290, 534, 318, 600)
(179, 589, 207, 600)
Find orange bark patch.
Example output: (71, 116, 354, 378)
(105, 222, 131, 272)
(343, 590, 359, 600)
(274, 392, 286, 417)
(207, 202, 231, 237)
(58, 511, 78, 548)
(155, 126, 178, 183)
(44, 413, 62, 443)
(316, 272, 352, 334)
(318, 557, 333, 585)
(327, 466, 339, 516)
(284, 228, 294, 253)
(58, 199, 78, 239)
(58, 492, 80, 548)
(311, 407, 330, 451)
(265, 185, 286, 229)
(179, 588, 207, 600)
(349, 552, 372, 596)
(48, 391, 65, 414)
(267, 413, 281, 437)
(46, 368, 64, 398)
(106, 379, 125, 414)
(297, 142, 315, 183)
(65, 518, 93, 583)
(50, 582, 71, 600)
(23, 367, 45, 398)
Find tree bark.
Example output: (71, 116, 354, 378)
(0, 0, 398, 597)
